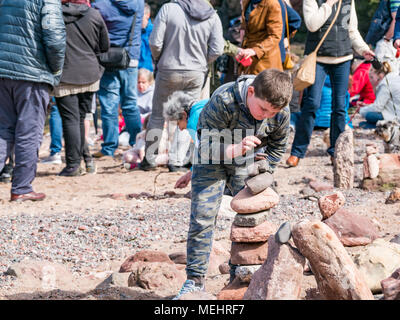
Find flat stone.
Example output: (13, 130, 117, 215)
(230, 220, 277, 242)
(245, 172, 274, 195)
(292, 220, 374, 300)
(233, 211, 269, 227)
(275, 221, 291, 244)
(230, 241, 269, 265)
(230, 187, 279, 214)
(235, 265, 261, 284)
(323, 208, 379, 247)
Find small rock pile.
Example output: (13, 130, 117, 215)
(217, 160, 279, 300)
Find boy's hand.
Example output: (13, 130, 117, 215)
(225, 136, 261, 159)
(174, 171, 192, 189)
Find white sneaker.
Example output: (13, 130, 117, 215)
(41, 153, 62, 164)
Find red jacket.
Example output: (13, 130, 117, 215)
(349, 62, 376, 105)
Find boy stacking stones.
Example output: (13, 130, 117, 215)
(173, 69, 292, 299)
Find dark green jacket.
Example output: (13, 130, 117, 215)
(196, 76, 290, 170)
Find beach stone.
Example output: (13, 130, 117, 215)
(233, 211, 269, 227)
(245, 172, 274, 195)
(367, 155, 380, 179)
(309, 180, 333, 192)
(230, 187, 279, 214)
(275, 221, 291, 244)
(97, 272, 130, 288)
(350, 239, 400, 293)
(381, 268, 400, 300)
(292, 220, 374, 300)
(230, 221, 277, 242)
(5, 259, 76, 291)
(386, 188, 400, 204)
(168, 252, 186, 265)
(120, 250, 173, 272)
(246, 159, 269, 177)
(333, 127, 354, 189)
(323, 208, 380, 247)
(230, 241, 269, 265)
(217, 277, 248, 300)
(390, 234, 400, 245)
(219, 263, 230, 275)
(128, 262, 185, 291)
(243, 235, 305, 300)
(235, 265, 262, 284)
(318, 191, 346, 220)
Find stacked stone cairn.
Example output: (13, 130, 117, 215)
(217, 160, 280, 300)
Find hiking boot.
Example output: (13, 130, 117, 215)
(168, 164, 189, 172)
(58, 165, 84, 177)
(41, 153, 62, 165)
(85, 160, 97, 174)
(172, 279, 205, 300)
(138, 157, 157, 171)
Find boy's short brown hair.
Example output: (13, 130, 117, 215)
(252, 69, 293, 109)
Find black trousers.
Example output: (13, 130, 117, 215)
(56, 92, 93, 168)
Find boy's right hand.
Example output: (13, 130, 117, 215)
(226, 136, 261, 159)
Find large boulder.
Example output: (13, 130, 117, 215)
(5, 259, 76, 291)
(127, 262, 185, 292)
(350, 239, 400, 293)
(292, 220, 374, 300)
(120, 250, 173, 272)
(230, 187, 279, 214)
(323, 208, 380, 246)
(243, 236, 305, 300)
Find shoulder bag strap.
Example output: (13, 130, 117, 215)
(285, 4, 290, 53)
(385, 76, 399, 120)
(313, 0, 343, 54)
(126, 12, 137, 49)
(73, 20, 95, 51)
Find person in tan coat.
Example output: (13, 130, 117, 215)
(236, 0, 283, 74)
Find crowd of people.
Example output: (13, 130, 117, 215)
(0, 0, 400, 299)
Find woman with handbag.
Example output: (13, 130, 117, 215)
(286, 0, 375, 167)
(359, 60, 400, 126)
(54, 0, 109, 176)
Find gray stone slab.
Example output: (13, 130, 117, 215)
(233, 210, 269, 227)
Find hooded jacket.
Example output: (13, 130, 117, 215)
(149, 0, 224, 72)
(0, 0, 66, 87)
(92, 0, 144, 61)
(61, 3, 110, 85)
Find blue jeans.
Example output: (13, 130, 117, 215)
(365, 112, 384, 124)
(291, 60, 351, 158)
(98, 67, 141, 156)
(49, 104, 62, 155)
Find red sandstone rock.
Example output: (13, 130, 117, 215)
(217, 277, 248, 300)
(230, 221, 277, 242)
(230, 241, 268, 265)
(381, 268, 400, 300)
(120, 250, 173, 272)
(318, 191, 346, 220)
(230, 187, 279, 214)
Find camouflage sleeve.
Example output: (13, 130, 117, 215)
(260, 107, 290, 171)
(197, 92, 233, 163)
(224, 40, 239, 57)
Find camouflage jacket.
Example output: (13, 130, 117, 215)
(196, 76, 290, 171)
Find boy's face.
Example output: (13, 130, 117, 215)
(247, 86, 281, 120)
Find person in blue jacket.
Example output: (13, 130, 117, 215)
(92, 0, 144, 158)
(162, 91, 208, 189)
(0, 0, 66, 202)
(139, 3, 154, 72)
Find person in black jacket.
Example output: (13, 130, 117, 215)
(54, 0, 109, 176)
